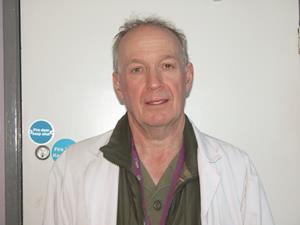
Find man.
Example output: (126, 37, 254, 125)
(43, 17, 275, 225)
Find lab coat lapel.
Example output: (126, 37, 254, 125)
(193, 126, 222, 223)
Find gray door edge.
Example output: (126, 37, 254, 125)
(3, 0, 22, 224)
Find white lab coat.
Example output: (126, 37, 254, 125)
(43, 124, 275, 225)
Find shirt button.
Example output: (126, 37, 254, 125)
(153, 200, 162, 211)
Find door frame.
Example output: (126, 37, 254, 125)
(3, 0, 22, 224)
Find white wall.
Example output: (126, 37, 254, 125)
(21, 0, 300, 225)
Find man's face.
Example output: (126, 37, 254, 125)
(113, 25, 193, 129)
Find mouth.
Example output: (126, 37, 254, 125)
(145, 99, 169, 105)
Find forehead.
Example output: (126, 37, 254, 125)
(118, 25, 181, 60)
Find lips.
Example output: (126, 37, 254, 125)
(146, 99, 169, 105)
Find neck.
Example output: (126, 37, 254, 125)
(128, 114, 185, 184)
(128, 114, 185, 156)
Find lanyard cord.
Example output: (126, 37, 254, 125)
(131, 141, 185, 225)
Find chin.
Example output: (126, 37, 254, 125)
(143, 113, 178, 128)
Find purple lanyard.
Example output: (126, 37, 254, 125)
(131, 141, 185, 225)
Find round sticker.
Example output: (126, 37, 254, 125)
(29, 120, 54, 144)
(52, 138, 76, 161)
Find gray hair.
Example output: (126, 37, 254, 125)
(112, 16, 190, 72)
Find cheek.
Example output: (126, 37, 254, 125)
(122, 82, 143, 104)
(171, 79, 186, 98)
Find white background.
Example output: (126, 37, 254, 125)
(21, 0, 300, 225)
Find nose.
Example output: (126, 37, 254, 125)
(146, 68, 162, 90)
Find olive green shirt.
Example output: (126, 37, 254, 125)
(140, 153, 179, 225)
(100, 114, 201, 225)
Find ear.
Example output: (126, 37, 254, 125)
(112, 72, 124, 104)
(184, 63, 194, 97)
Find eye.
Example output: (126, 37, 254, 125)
(162, 62, 175, 70)
(130, 66, 144, 74)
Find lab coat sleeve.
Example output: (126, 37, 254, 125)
(42, 150, 88, 225)
(241, 155, 275, 225)
(42, 152, 71, 225)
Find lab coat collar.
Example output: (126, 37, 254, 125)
(192, 124, 222, 223)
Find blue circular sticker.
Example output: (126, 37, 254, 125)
(51, 138, 76, 161)
(29, 120, 54, 144)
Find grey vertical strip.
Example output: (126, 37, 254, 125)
(3, 0, 22, 224)
(0, 0, 6, 223)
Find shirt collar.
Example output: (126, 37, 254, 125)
(100, 113, 132, 170)
(100, 113, 198, 176)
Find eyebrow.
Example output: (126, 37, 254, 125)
(126, 55, 179, 65)
(126, 59, 145, 65)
